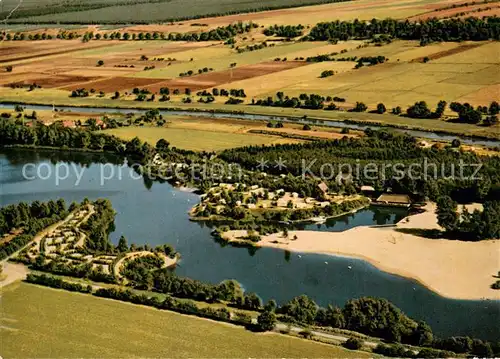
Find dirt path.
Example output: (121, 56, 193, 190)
(0, 262, 29, 289)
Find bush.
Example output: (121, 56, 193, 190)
(343, 337, 363, 350)
(256, 310, 276, 331)
(352, 102, 367, 112)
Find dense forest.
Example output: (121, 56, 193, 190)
(80, 198, 116, 253)
(306, 17, 500, 42)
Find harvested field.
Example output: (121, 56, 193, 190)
(226, 61, 356, 97)
(442, 65, 500, 86)
(410, 43, 484, 62)
(61, 68, 139, 77)
(132, 42, 321, 79)
(276, 40, 499, 109)
(0, 72, 51, 86)
(146, 61, 307, 92)
(62, 76, 169, 92)
(457, 84, 500, 104)
(433, 42, 500, 64)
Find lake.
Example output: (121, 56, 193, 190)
(1, 148, 499, 340)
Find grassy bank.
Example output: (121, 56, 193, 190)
(1, 282, 365, 358)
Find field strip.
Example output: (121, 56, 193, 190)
(0, 43, 119, 65)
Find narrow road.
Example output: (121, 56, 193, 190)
(274, 323, 378, 348)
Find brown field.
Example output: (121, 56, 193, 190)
(8, 75, 101, 89)
(456, 7, 500, 18)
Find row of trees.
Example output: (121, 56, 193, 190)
(306, 17, 500, 42)
(252, 92, 327, 109)
(450, 101, 499, 125)
(278, 294, 499, 356)
(245, 92, 496, 126)
(263, 24, 304, 38)
(0, 118, 155, 161)
(25, 273, 92, 293)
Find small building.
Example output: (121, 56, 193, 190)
(374, 194, 411, 208)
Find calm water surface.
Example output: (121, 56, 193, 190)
(1, 149, 498, 340)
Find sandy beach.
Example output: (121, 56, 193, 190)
(225, 203, 500, 300)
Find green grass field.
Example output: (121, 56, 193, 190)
(104, 126, 297, 151)
(0, 283, 366, 358)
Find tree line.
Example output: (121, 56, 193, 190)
(0, 118, 155, 162)
(305, 17, 500, 43)
(1, 23, 258, 43)
(263, 24, 304, 38)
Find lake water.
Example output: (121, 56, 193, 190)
(1, 148, 499, 340)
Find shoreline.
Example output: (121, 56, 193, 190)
(259, 238, 499, 301)
(225, 203, 500, 301)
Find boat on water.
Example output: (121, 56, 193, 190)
(310, 216, 327, 224)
